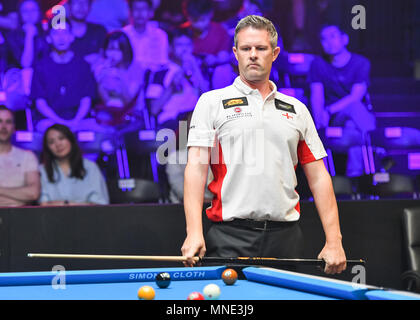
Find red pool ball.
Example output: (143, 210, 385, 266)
(222, 268, 238, 285)
(187, 292, 205, 300)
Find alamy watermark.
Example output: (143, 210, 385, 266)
(155, 121, 266, 175)
(51, 265, 66, 290)
(51, 5, 66, 30)
(351, 5, 366, 30)
(351, 264, 367, 288)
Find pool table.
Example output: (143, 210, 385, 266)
(0, 266, 419, 300)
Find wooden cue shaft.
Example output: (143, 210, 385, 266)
(27, 253, 200, 262)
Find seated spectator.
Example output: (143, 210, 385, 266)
(153, 28, 209, 129)
(39, 123, 109, 206)
(181, 0, 232, 88)
(5, 0, 49, 69)
(91, 31, 145, 128)
(30, 20, 100, 133)
(68, 0, 107, 63)
(308, 24, 376, 177)
(0, 105, 40, 207)
(122, 0, 169, 71)
(86, 0, 130, 32)
(3, 0, 49, 113)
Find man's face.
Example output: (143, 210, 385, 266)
(188, 13, 212, 33)
(172, 35, 193, 59)
(320, 26, 347, 56)
(131, 1, 153, 27)
(48, 26, 74, 52)
(233, 27, 280, 83)
(0, 110, 15, 144)
(70, 0, 91, 21)
(20, 0, 40, 25)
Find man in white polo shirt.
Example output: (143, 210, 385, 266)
(0, 105, 40, 206)
(181, 15, 347, 274)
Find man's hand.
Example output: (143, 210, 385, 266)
(181, 232, 206, 267)
(317, 241, 347, 274)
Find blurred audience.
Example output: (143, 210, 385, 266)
(122, 0, 169, 71)
(30, 20, 99, 133)
(86, 0, 130, 32)
(5, 0, 49, 69)
(0, 0, 405, 203)
(0, 105, 40, 207)
(3, 0, 49, 113)
(92, 30, 144, 129)
(68, 0, 107, 63)
(39, 123, 109, 205)
(308, 24, 375, 177)
(0, 1, 18, 32)
(181, 0, 233, 89)
(154, 28, 209, 130)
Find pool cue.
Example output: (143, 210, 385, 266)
(27, 253, 365, 266)
(27, 253, 196, 262)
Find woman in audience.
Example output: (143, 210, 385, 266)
(91, 31, 144, 128)
(39, 124, 109, 206)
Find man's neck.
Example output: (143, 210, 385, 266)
(330, 49, 351, 68)
(50, 50, 74, 64)
(70, 19, 87, 38)
(0, 142, 12, 154)
(133, 23, 147, 34)
(240, 75, 273, 100)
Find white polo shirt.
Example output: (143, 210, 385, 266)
(187, 77, 327, 222)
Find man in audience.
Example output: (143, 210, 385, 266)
(68, 0, 107, 63)
(308, 24, 375, 177)
(0, 105, 40, 206)
(181, 0, 232, 88)
(30, 20, 98, 133)
(122, 0, 169, 71)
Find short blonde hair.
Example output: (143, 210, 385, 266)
(234, 15, 278, 50)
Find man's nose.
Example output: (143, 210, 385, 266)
(250, 47, 257, 59)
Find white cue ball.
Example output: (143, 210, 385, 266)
(203, 283, 221, 300)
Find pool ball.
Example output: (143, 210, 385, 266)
(137, 285, 155, 300)
(222, 268, 238, 285)
(156, 272, 171, 288)
(187, 292, 205, 300)
(203, 283, 221, 300)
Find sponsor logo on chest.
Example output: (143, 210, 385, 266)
(222, 97, 253, 121)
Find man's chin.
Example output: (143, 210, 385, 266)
(243, 72, 265, 83)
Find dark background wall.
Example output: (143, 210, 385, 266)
(1, 200, 420, 290)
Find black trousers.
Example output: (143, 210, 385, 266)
(205, 219, 304, 267)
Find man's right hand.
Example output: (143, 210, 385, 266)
(181, 233, 206, 267)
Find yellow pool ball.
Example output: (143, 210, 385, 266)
(137, 285, 155, 300)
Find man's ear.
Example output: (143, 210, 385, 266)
(232, 46, 238, 61)
(342, 33, 349, 47)
(272, 46, 281, 61)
